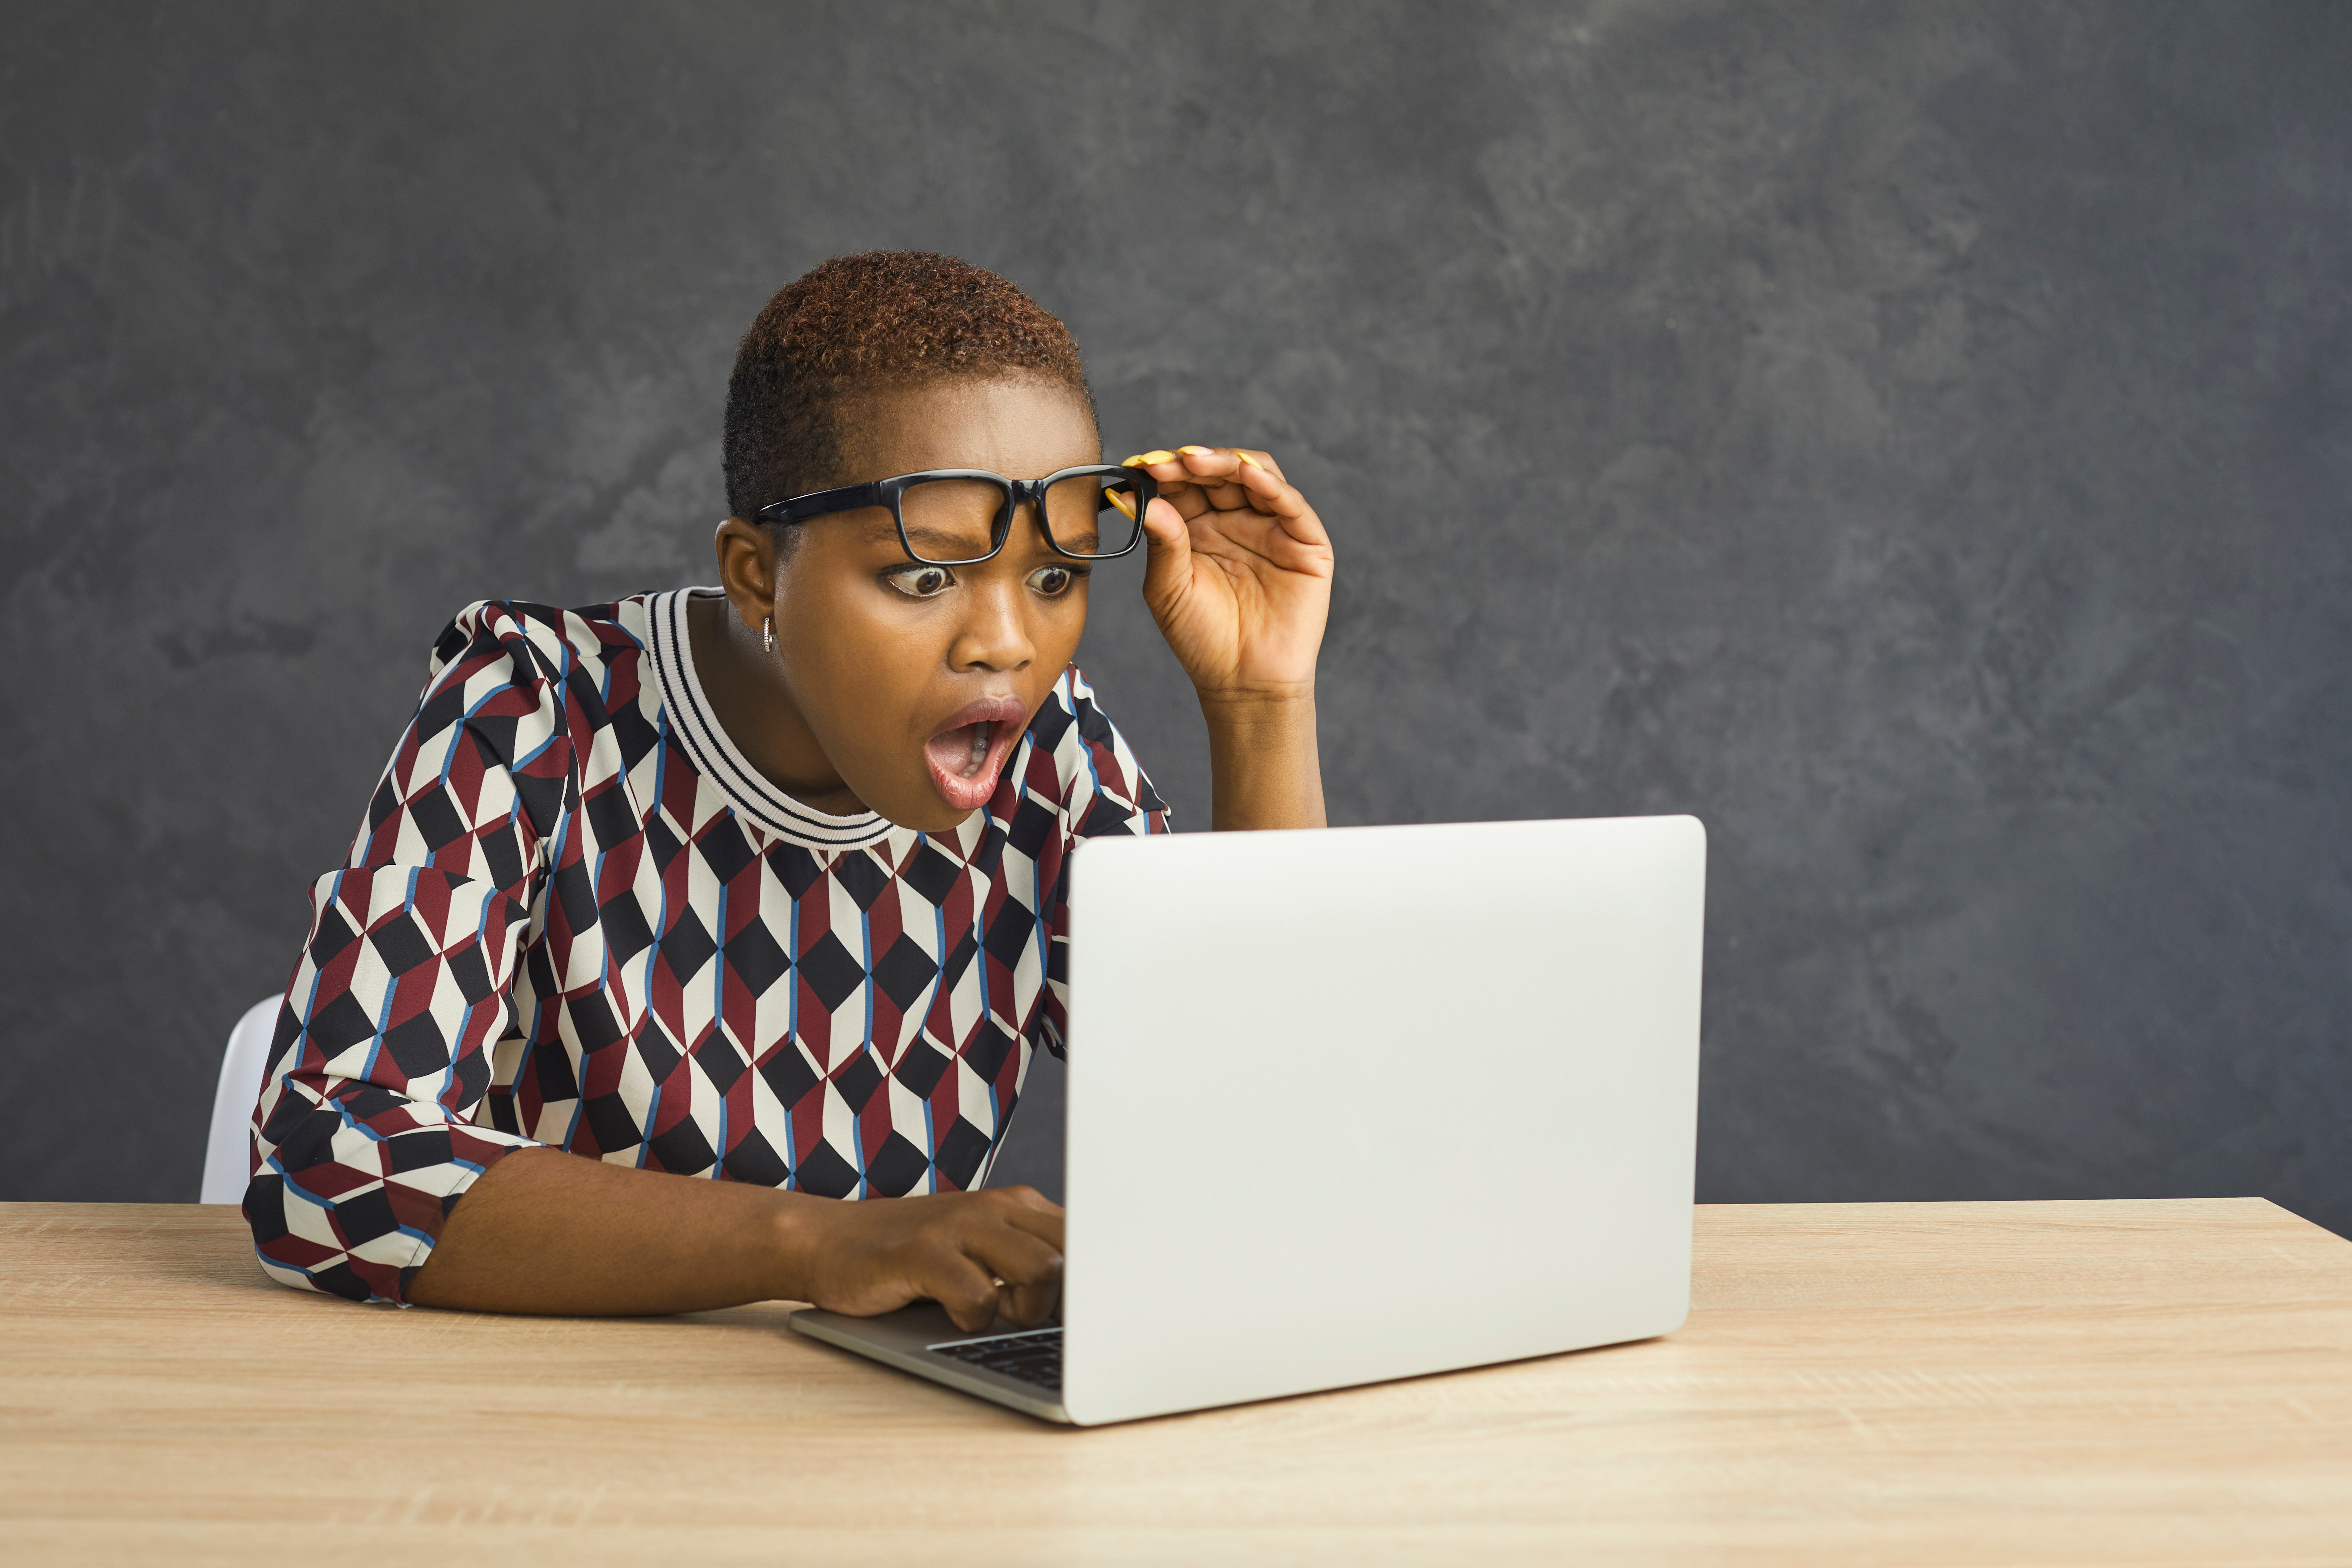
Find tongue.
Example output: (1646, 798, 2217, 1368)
(925, 722, 991, 780)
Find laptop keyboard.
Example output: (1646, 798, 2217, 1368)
(929, 1327, 1062, 1391)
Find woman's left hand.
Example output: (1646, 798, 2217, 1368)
(1122, 445, 1334, 700)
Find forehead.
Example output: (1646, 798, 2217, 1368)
(833, 374, 1099, 482)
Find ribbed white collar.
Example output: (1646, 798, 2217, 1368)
(644, 588, 894, 851)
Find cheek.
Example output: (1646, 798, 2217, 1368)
(778, 589, 930, 724)
(1035, 584, 1089, 656)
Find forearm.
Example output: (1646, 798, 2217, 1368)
(406, 1146, 820, 1315)
(1202, 689, 1326, 831)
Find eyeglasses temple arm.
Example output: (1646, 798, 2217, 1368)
(756, 481, 885, 525)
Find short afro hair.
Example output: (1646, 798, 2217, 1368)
(723, 251, 1097, 520)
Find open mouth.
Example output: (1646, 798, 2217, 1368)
(922, 696, 1030, 812)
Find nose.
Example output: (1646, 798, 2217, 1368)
(947, 572, 1036, 674)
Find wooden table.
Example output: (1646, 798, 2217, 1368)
(2, 1199, 2347, 1565)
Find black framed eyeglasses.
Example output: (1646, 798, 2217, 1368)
(754, 465, 1158, 566)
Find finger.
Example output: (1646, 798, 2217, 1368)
(1174, 468, 1310, 541)
(999, 1268, 1062, 1328)
(1128, 453, 1312, 550)
(1132, 457, 1265, 522)
(1225, 446, 1285, 483)
(1105, 480, 1213, 526)
(1140, 494, 1191, 569)
(1138, 495, 1198, 622)
(1178, 444, 1273, 483)
(1159, 483, 1224, 524)
(1174, 448, 1271, 512)
(987, 1183, 1064, 1216)
(1131, 445, 1273, 478)
(1122, 457, 1220, 524)
(993, 1254, 1062, 1328)
(969, 1191, 1065, 1324)
(1152, 448, 1302, 519)
(963, 1229, 1064, 1327)
(923, 1249, 1010, 1333)
(1128, 447, 1254, 490)
(1113, 479, 1223, 530)
(988, 1191, 1067, 1251)
(1139, 493, 1188, 547)
(963, 1222, 1063, 1284)
(1226, 456, 1310, 516)
(1141, 446, 1258, 492)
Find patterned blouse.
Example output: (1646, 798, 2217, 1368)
(245, 588, 1168, 1304)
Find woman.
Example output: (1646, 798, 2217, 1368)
(246, 252, 1333, 1329)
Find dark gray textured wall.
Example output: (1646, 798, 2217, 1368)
(3, 2, 2346, 1230)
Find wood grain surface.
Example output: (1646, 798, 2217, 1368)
(2, 1198, 2346, 1566)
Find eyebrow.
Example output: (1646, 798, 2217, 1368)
(842, 513, 985, 546)
(880, 520, 1100, 553)
(898, 523, 999, 555)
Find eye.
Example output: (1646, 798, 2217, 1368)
(884, 564, 957, 599)
(1028, 564, 1084, 597)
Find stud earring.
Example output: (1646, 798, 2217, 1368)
(762, 617, 774, 654)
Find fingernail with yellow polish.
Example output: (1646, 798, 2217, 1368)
(1107, 489, 1137, 519)
(1140, 449, 1176, 464)
(1120, 454, 1146, 467)
(1232, 449, 1263, 469)
(1180, 445, 1214, 456)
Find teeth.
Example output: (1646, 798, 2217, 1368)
(964, 723, 989, 777)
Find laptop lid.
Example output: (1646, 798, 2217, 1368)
(1061, 814, 1705, 1425)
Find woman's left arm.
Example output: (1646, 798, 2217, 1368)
(1125, 444, 1334, 831)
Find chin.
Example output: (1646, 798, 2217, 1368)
(877, 798, 983, 835)
(851, 771, 982, 834)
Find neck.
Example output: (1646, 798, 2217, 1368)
(685, 594, 870, 817)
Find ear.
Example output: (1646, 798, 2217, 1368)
(713, 517, 782, 634)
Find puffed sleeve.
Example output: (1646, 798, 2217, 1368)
(244, 603, 577, 1304)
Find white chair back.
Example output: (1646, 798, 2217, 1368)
(200, 998, 281, 1204)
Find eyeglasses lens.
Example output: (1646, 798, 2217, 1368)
(898, 478, 1012, 564)
(1043, 471, 1145, 559)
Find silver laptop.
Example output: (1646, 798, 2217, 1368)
(788, 814, 1706, 1425)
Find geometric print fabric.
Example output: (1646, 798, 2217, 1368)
(246, 588, 1167, 1305)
